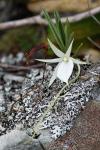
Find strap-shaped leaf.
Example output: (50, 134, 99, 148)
(43, 10, 74, 52)
(43, 10, 65, 50)
(54, 11, 66, 49)
(64, 18, 74, 50)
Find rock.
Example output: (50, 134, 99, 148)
(0, 129, 28, 150)
(97, 94, 100, 100)
(5, 99, 100, 150)
(29, 63, 100, 139)
(0, 128, 52, 150)
(1, 101, 100, 150)
(0, 52, 100, 149)
(79, 48, 100, 63)
(49, 100, 100, 150)
(16, 52, 24, 63)
(0, 91, 6, 112)
(1, 63, 100, 138)
(28, 0, 99, 13)
(4, 74, 26, 82)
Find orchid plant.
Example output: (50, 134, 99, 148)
(32, 11, 86, 138)
(36, 11, 86, 86)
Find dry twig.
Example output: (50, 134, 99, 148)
(0, 7, 100, 30)
(87, 37, 100, 49)
(0, 63, 44, 71)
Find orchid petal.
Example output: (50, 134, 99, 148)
(48, 39, 64, 58)
(49, 64, 59, 87)
(71, 57, 87, 64)
(57, 59, 74, 84)
(65, 39, 74, 57)
(35, 58, 61, 63)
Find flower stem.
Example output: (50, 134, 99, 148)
(32, 64, 80, 138)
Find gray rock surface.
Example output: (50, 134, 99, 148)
(0, 63, 100, 150)
(97, 91, 100, 100)
(0, 90, 6, 113)
(48, 101, 100, 150)
(0, 128, 52, 150)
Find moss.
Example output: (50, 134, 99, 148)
(0, 25, 46, 53)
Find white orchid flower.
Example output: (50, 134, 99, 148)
(36, 39, 86, 87)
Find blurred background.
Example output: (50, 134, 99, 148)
(0, 0, 100, 64)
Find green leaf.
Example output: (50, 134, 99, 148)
(54, 11, 66, 49)
(43, 10, 73, 52)
(43, 10, 64, 50)
(64, 20, 73, 50)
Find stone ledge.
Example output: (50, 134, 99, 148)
(49, 100, 100, 150)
